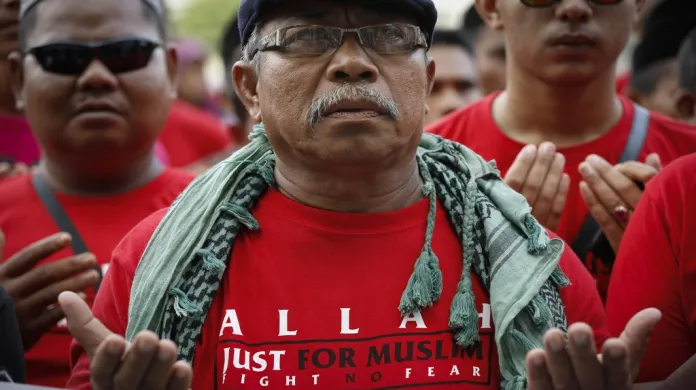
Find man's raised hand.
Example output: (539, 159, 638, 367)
(59, 292, 193, 390)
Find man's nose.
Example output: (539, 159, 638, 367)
(556, 0, 593, 23)
(326, 35, 379, 83)
(76, 60, 119, 91)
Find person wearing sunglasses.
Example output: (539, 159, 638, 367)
(60, 1, 665, 390)
(0, 0, 195, 387)
(428, 0, 696, 303)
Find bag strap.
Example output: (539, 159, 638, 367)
(31, 173, 102, 289)
(571, 104, 650, 261)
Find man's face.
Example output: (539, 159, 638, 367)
(235, 0, 435, 172)
(496, 0, 640, 86)
(425, 44, 480, 125)
(0, 0, 19, 59)
(178, 60, 209, 106)
(10, 0, 176, 170)
(474, 27, 506, 95)
(633, 61, 681, 119)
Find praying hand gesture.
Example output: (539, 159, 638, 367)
(58, 292, 193, 390)
(526, 308, 662, 390)
(505, 143, 570, 232)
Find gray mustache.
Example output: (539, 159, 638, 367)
(308, 83, 400, 128)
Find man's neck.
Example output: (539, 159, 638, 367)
(39, 153, 164, 196)
(493, 66, 623, 147)
(0, 62, 20, 116)
(275, 157, 424, 213)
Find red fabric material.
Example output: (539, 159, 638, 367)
(159, 100, 234, 167)
(0, 168, 194, 387)
(427, 93, 696, 301)
(616, 72, 631, 96)
(67, 189, 608, 389)
(606, 153, 696, 382)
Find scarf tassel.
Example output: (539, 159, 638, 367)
(219, 202, 260, 231)
(502, 376, 527, 390)
(169, 287, 203, 318)
(526, 294, 552, 327)
(448, 279, 480, 347)
(399, 179, 443, 315)
(197, 249, 226, 273)
(524, 215, 550, 255)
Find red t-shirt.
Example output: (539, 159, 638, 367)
(68, 189, 608, 390)
(428, 93, 696, 301)
(160, 99, 234, 168)
(606, 153, 696, 382)
(0, 168, 194, 388)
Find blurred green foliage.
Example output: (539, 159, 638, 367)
(172, 0, 241, 54)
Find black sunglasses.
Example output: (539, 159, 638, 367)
(521, 0, 623, 7)
(26, 38, 162, 76)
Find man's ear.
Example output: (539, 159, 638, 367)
(626, 87, 647, 107)
(675, 90, 696, 121)
(425, 55, 436, 97)
(165, 44, 179, 99)
(475, 0, 503, 31)
(233, 61, 261, 123)
(8, 51, 25, 111)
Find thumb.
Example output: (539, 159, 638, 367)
(645, 153, 662, 172)
(620, 308, 662, 378)
(58, 291, 114, 359)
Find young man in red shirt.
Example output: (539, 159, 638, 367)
(0, 0, 194, 386)
(606, 152, 696, 383)
(62, 0, 661, 389)
(428, 0, 696, 301)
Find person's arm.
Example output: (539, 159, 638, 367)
(633, 354, 696, 390)
(605, 181, 694, 382)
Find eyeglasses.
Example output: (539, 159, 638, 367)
(26, 38, 162, 76)
(520, 0, 623, 7)
(252, 23, 428, 58)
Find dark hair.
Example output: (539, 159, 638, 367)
(461, 4, 485, 47)
(19, 0, 169, 50)
(431, 30, 473, 56)
(630, 59, 674, 95)
(678, 29, 696, 93)
(219, 15, 249, 121)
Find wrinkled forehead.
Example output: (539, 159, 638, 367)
(26, 0, 160, 46)
(259, 1, 421, 34)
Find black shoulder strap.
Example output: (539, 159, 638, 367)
(571, 104, 650, 261)
(31, 173, 89, 255)
(31, 174, 102, 289)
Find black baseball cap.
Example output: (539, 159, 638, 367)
(237, 0, 438, 47)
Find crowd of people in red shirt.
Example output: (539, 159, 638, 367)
(1, 0, 696, 389)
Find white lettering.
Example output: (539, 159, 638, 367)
(428, 367, 435, 377)
(220, 310, 243, 336)
(312, 374, 320, 385)
(260, 376, 269, 387)
(233, 348, 250, 370)
(473, 366, 481, 377)
(278, 310, 297, 336)
(286, 376, 296, 386)
(252, 352, 267, 372)
(405, 368, 412, 379)
(450, 365, 460, 376)
(240, 373, 246, 384)
(340, 308, 359, 334)
(223, 348, 230, 383)
(399, 311, 427, 329)
(268, 350, 286, 371)
(101, 264, 110, 277)
(479, 304, 492, 330)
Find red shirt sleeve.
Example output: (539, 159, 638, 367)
(606, 160, 696, 382)
(67, 209, 167, 390)
(556, 232, 610, 350)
